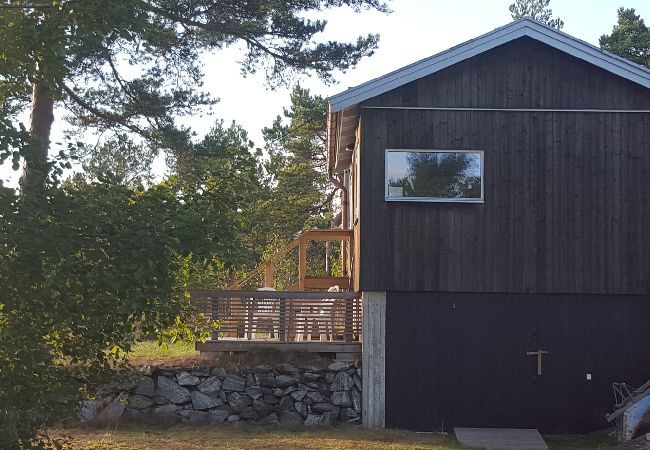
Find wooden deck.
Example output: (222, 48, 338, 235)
(191, 290, 362, 357)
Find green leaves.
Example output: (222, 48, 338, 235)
(600, 8, 650, 68)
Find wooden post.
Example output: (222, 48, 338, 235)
(344, 298, 353, 342)
(279, 297, 286, 343)
(264, 262, 275, 288)
(211, 296, 219, 341)
(298, 237, 307, 290)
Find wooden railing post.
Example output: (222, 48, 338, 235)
(211, 296, 219, 341)
(298, 236, 307, 290)
(279, 297, 286, 343)
(264, 262, 275, 288)
(344, 298, 353, 342)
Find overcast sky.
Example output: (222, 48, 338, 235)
(3, 0, 650, 186)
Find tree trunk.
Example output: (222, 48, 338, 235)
(19, 81, 54, 197)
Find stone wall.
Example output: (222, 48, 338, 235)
(83, 359, 362, 427)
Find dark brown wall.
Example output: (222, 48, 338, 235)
(384, 291, 650, 432)
(359, 37, 650, 293)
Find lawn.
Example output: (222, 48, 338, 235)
(49, 425, 616, 450)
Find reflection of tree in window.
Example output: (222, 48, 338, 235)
(389, 152, 481, 198)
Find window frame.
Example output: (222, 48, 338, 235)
(384, 149, 485, 203)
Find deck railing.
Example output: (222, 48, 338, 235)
(190, 290, 362, 343)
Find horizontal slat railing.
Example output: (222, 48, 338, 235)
(190, 290, 362, 343)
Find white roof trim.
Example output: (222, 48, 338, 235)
(329, 19, 650, 112)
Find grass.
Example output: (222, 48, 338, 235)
(128, 340, 197, 359)
(49, 424, 616, 450)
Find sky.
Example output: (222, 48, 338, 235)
(3, 0, 650, 186)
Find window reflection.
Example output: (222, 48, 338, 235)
(386, 151, 482, 200)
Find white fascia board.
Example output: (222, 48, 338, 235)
(328, 19, 650, 112)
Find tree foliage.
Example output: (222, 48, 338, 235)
(0, 0, 387, 195)
(509, 0, 564, 30)
(600, 8, 650, 68)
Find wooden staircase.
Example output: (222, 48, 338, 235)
(231, 229, 353, 292)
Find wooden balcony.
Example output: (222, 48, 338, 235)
(231, 229, 353, 292)
(192, 290, 362, 356)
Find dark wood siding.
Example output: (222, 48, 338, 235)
(384, 291, 650, 432)
(359, 38, 650, 293)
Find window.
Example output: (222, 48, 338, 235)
(385, 149, 484, 203)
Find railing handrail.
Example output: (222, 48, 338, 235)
(190, 290, 360, 299)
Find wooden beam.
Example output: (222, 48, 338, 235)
(197, 340, 362, 354)
(190, 290, 361, 299)
(302, 229, 352, 241)
(298, 237, 307, 290)
(264, 262, 275, 288)
(303, 276, 350, 290)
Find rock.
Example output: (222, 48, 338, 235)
(276, 374, 300, 388)
(340, 408, 360, 423)
(191, 368, 210, 377)
(133, 376, 155, 397)
(227, 414, 241, 422)
(325, 372, 335, 384)
(278, 396, 294, 412)
(306, 391, 325, 403)
(245, 373, 256, 387)
(152, 404, 182, 419)
(290, 390, 307, 402)
(240, 406, 258, 420)
(332, 372, 354, 391)
(279, 411, 303, 426)
(209, 407, 231, 424)
(353, 375, 362, 392)
(331, 391, 352, 407)
(141, 365, 155, 376)
(346, 367, 357, 376)
(294, 401, 308, 418)
(304, 414, 321, 426)
(317, 383, 331, 397)
(259, 412, 280, 425)
(79, 400, 102, 422)
(275, 363, 299, 374)
(253, 364, 273, 373)
(259, 373, 277, 388)
(156, 376, 191, 404)
(350, 389, 361, 412)
(94, 393, 126, 424)
(245, 386, 264, 400)
(177, 371, 201, 386)
(328, 360, 352, 371)
(212, 367, 227, 379)
(219, 390, 228, 403)
(197, 376, 222, 396)
(153, 396, 170, 405)
(191, 391, 222, 410)
(283, 386, 296, 396)
(320, 411, 338, 427)
(263, 394, 280, 404)
(228, 392, 252, 413)
(302, 372, 321, 383)
(253, 399, 276, 417)
(127, 394, 154, 410)
(312, 403, 339, 414)
(181, 410, 209, 425)
(222, 374, 246, 391)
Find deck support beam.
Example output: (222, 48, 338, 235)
(362, 291, 386, 428)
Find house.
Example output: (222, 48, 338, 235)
(327, 19, 650, 433)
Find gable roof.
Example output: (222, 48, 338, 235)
(328, 18, 650, 112)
